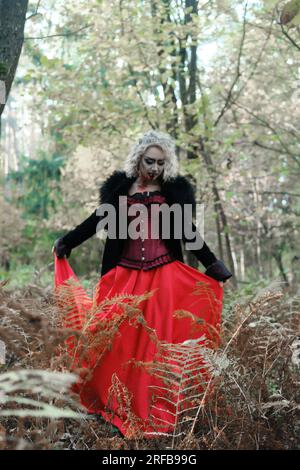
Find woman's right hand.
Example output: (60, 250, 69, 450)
(52, 238, 72, 259)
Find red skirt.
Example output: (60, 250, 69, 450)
(54, 256, 223, 438)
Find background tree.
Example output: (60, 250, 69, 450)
(1, 0, 299, 289)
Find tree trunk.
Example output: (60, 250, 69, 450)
(273, 252, 289, 286)
(0, 0, 29, 133)
(150, 0, 235, 280)
(198, 138, 236, 286)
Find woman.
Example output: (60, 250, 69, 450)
(53, 130, 232, 438)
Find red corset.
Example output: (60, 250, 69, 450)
(117, 191, 176, 270)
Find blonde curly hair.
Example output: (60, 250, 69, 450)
(123, 129, 179, 182)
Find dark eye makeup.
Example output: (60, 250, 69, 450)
(145, 157, 165, 165)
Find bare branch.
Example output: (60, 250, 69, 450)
(228, 99, 300, 168)
(213, 1, 248, 127)
(279, 21, 300, 52)
(25, 0, 42, 21)
(24, 24, 93, 40)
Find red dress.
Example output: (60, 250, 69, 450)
(54, 191, 223, 438)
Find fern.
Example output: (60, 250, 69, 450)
(0, 369, 82, 418)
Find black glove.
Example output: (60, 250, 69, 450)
(204, 260, 232, 282)
(53, 237, 72, 259)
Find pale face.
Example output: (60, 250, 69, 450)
(138, 146, 166, 182)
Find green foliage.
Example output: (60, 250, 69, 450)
(182, 158, 200, 175)
(6, 153, 65, 219)
(7, 219, 58, 265)
(40, 55, 61, 68)
(226, 191, 234, 200)
(0, 261, 55, 290)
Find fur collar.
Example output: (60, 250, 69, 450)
(99, 170, 196, 207)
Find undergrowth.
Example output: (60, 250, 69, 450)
(0, 275, 299, 450)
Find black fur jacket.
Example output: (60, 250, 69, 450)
(60, 170, 233, 281)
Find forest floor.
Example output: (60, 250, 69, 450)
(0, 274, 299, 450)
